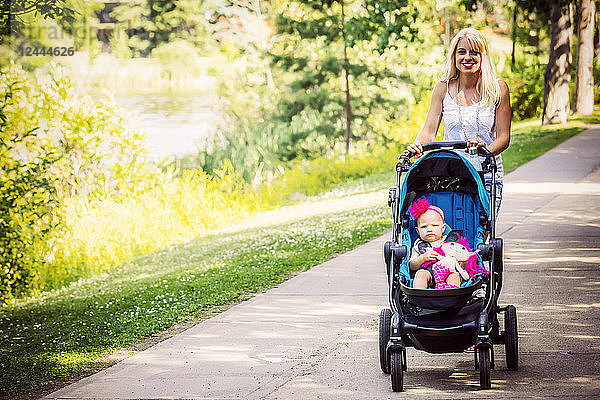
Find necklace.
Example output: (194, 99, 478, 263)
(456, 77, 480, 142)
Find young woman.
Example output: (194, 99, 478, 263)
(407, 28, 511, 213)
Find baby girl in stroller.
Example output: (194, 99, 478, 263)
(408, 198, 488, 289)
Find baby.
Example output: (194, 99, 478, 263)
(408, 199, 484, 289)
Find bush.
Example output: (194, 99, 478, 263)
(501, 58, 545, 121)
(0, 62, 159, 301)
(0, 64, 60, 301)
(41, 161, 261, 290)
(263, 144, 403, 203)
(0, 62, 267, 300)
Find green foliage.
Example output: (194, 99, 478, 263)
(264, 145, 401, 201)
(344, 0, 420, 52)
(1, 62, 267, 300)
(3, 64, 156, 201)
(44, 161, 261, 291)
(593, 60, 600, 104)
(267, 0, 425, 162)
(510, 1, 554, 58)
(176, 1, 445, 183)
(0, 62, 160, 301)
(111, 0, 219, 57)
(0, 69, 60, 301)
(501, 57, 545, 120)
(0, 203, 390, 399)
(0, 0, 75, 44)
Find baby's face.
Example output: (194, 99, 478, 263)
(416, 210, 445, 243)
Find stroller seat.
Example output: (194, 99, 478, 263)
(400, 276, 484, 310)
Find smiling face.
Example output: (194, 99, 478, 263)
(416, 209, 445, 243)
(454, 37, 482, 75)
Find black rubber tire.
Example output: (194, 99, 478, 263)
(505, 305, 519, 371)
(494, 238, 503, 271)
(479, 347, 491, 389)
(390, 350, 404, 392)
(379, 309, 391, 374)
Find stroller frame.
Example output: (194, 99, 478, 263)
(380, 141, 518, 391)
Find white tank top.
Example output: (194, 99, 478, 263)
(442, 79, 504, 182)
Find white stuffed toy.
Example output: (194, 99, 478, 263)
(428, 236, 487, 289)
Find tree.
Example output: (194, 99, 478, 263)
(574, 0, 595, 114)
(0, 0, 75, 44)
(543, 1, 573, 125)
(111, 0, 217, 57)
(271, 0, 419, 158)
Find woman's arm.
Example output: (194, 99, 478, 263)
(488, 79, 511, 155)
(407, 81, 446, 154)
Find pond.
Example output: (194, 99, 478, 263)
(115, 93, 221, 160)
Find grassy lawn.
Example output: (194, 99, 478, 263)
(1, 110, 599, 400)
(0, 204, 390, 399)
(502, 111, 600, 173)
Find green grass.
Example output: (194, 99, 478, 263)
(1, 110, 599, 399)
(0, 205, 389, 399)
(503, 111, 600, 173)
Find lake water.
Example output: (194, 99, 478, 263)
(115, 94, 220, 160)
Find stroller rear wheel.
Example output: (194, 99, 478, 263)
(378, 309, 391, 373)
(390, 350, 404, 392)
(504, 305, 519, 370)
(478, 347, 491, 389)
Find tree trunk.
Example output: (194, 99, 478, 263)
(594, 15, 600, 63)
(512, 3, 518, 67)
(543, 2, 573, 125)
(575, 0, 595, 114)
(444, 8, 450, 49)
(341, 0, 352, 155)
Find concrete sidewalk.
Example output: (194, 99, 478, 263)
(45, 129, 600, 399)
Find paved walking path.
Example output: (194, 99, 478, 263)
(45, 129, 600, 399)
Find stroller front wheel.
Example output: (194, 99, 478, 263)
(504, 305, 519, 370)
(378, 309, 391, 374)
(478, 347, 491, 389)
(390, 350, 404, 392)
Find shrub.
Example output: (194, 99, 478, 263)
(0, 64, 60, 301)
(501, 58, 545, 121)
(41, 161, 261, 290)
(262, 144, 403, 203)
(0, 62, 159, 301)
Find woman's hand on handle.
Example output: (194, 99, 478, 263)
(407, 142, 424, 156)
(465, 138, 486, 152)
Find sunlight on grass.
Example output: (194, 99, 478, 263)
(502, 110, 600, 173)
(0, 203, 391, 399)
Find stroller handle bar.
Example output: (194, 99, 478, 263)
(397, 141, 496, 172)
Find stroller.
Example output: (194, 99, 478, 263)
(380, 141, 518, 391)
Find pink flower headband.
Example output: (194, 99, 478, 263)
(409, 198, 444, 221)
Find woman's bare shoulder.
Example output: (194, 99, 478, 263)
(497, 78, 510, 92)
(431, 80, 447, 100)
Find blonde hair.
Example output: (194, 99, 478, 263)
(441, 28, 500, 108)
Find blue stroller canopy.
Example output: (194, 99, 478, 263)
(399, 149, 490, 218)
